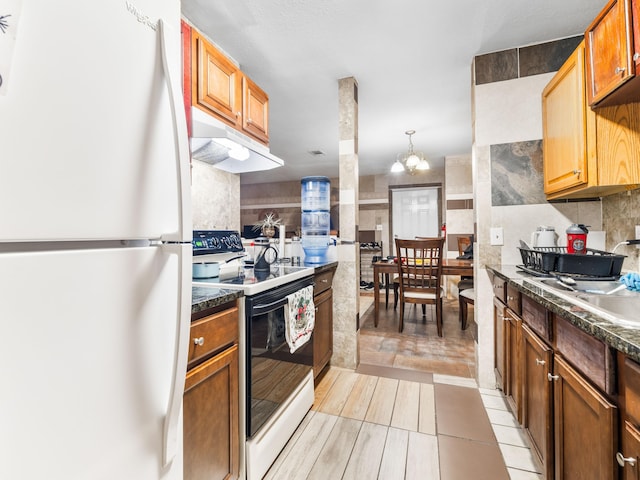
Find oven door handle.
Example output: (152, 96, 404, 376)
(253, 297, 289, 315)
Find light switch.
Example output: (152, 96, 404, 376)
(490, 227, 504, 246)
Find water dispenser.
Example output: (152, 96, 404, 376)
(301, 176, 330, 263)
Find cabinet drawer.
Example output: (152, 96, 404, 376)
(554, 315, 615, 395)
(189, 305, 239, 367)
(506, 284, 521, 315)
(314, 269, 334, 295)
(492, 276, 506, 303)
(521, 295, 550, 342)
(622, 355, 640, 426)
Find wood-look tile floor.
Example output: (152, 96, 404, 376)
(266, 367, 510, 480)
(265, 294, 543, 479)
(359, 293, 477, 378)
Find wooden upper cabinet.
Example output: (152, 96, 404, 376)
(190, 29, 270, 145)
(542, 42, 597, 197)
(192, 32, 242, 126)
(242, 75, 269, 144)
(542, 41, 640, 199)
(585, 0, 640, 107)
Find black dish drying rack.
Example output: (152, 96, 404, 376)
(518, 247, 625, 277)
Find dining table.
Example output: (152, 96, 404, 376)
(371, 258, 474, 327)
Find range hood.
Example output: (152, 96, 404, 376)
(190, 107, 284, 173)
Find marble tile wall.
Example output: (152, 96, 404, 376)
(471, 36, 603, 389)
(603, 190, 640, 271)
(475, 36, 582, 85)
(333, 76, 360, 370)
(191, 160, 241, 230)
(491, 140, 545, 206)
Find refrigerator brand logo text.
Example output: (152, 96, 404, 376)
(125, 2, 156, 31)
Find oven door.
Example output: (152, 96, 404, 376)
(245, 276, 314, 437)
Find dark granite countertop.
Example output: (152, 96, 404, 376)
(487, 265, 640, 363)
(191, 286, 243, 315)
(191, 262, 337, 315)
(307, 260, 338, 274)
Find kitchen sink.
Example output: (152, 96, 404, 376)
(525, 277, 640, 327)
(538, 278, 632, 295)
(575, 294, 640, 322)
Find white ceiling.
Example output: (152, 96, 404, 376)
(181, 0, 606, 185)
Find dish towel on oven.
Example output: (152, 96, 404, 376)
(284, 285, 315, 353)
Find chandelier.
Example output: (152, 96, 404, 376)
(390, 130, 430, 174)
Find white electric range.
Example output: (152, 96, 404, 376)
(191, 230, 316, 480)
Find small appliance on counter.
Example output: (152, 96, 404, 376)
(531, 226, 557, 248)
(566, 224, 589, 254)
(253, 237, 279, 273)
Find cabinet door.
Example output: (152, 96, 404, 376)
(542, 43, 593, 195)
(552, 355, 617, 480)
(313, 288, 333, 377)
(184, 345, 239, 480)
(193, 34, 241, 127)
(585, 0, 635, 106)
(522, 324, 553, 478)
(620, 420, 640, 480)
(242, 75, 269, 144)
(494, 297, 506, 391)
(505, 309, 522, 423)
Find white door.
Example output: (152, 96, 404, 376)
(0, 0, 189, 242)
(0, 245, 189, 480)
(391, 187, 440, 255)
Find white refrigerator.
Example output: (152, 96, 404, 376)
(0, 1, 191, 479)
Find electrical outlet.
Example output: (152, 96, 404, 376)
(490, 227, 504, 246)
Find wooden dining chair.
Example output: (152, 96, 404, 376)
(457, 235, 474, 292)
(459, 287, 475, 330)
(394, 237, 446, 336)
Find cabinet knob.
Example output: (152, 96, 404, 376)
(615, 66, 626, 75)
(548, 373, 560, 381)
(193, 337, 204, 346)
(535, 358, 546, 366)
(616, 452, 637, 467)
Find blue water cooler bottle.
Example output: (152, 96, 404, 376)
(301, 176, 330, 263)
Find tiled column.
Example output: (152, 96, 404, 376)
(332, 77, 359, 369)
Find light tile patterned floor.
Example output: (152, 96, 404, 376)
(266, 367, 543, 479)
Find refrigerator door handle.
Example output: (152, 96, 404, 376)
(161, 243, 192, 466)
(158, 19, 192, 243)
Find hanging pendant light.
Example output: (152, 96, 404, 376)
(391, 129, 430, 174)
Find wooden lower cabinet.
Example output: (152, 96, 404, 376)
(505, 308, 522, 422)
(184, 344, 239, 480)
(494, 297, 507, 390)
(313, 287, 333, 377)
(619, 354, 640, 478)
(620, 421, 640, 479)
(522, 323, 553, 478)
(552, 355, 617, 480)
